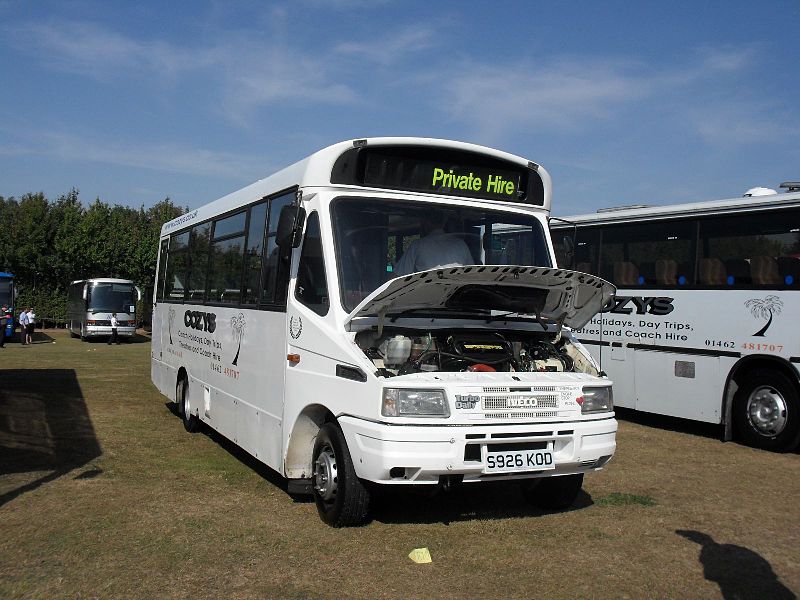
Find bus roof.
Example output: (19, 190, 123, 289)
(554, 190, 800, 226)
(70, 278, 135, 285)
(161, 137, 552, 236)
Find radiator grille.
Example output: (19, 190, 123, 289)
(483, 395, 559, 410)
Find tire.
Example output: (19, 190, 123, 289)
(520, 473, 584, 510)
(312, 422, 370, 527)
(80, 325, 86, 342)
(69, 321, 78, 338)
(733, 369, 800, 452)
(176, 376, 200, 433)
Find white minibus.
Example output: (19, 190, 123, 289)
(551, 185, 800, 452)
(151, 138, 617, 526)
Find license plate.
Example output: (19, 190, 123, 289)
(485, 449, 555, 473)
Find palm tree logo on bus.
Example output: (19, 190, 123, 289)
(231, 313, 246, 365)
(168, 306, 175, 344)
(745, 296, 783, 337)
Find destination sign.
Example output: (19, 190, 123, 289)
(330, 146, 543, 205)
(363, 152, 522, 201)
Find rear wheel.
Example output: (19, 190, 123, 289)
(176, 376, 200, 433)
(312, 422, 370, 527)
(733, 369, 799, 452)
(520, 473, 584, 510)
(69, 321, 78, 338)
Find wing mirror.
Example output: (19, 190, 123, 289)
(276, 204, 307, 249)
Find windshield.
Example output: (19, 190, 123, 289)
(332, 198, 551, 312)
(0, 280, 12, 306)
(88, 283, 136, 313)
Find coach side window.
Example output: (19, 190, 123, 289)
(698, 209, 800, 288)
(600, 220, 694, 287)
(295, 212, 329, 316)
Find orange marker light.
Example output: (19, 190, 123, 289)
(287, 353, 300, 364)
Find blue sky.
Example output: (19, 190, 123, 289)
(1, 0, 798, 215)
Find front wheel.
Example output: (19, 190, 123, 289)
(312, 422, 370, 527)
(733, 369, 799, 452)
(520, 473, 584, 510)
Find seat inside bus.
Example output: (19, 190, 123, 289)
(699, 258, 726, 285)
(750, 255, 781, 285)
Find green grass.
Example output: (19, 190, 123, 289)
(1, 329, 799, 599)
(595, 492, 657, 507)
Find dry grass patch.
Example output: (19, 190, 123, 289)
(1, 330, 798, 599)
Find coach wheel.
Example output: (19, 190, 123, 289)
(733, 369, 799, 452)
(520, 473, 584, 510)
(69, 321, 77, 338)
(177, 376, 200, 433)
(312, 422, 370, 527)
(80, 325, 87, 342)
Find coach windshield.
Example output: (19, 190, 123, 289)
(332, 198, 551, 312)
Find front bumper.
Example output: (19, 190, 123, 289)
(84, 326, 136, 337)
(339, 415, 617, 484)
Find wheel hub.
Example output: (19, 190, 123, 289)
(313, 445, 338, 502)
(747, 385, 788, 436)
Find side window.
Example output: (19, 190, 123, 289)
(188, 222, 211, 301)
(207, 211, 246, 304)
(242, 201, 268, 305)
(698, 208, 800, 288)
(295, 212, 329, 316)
(260, 192, 294, 306)
(156, 239, 169, 301)
(165, 231, 190, 300)
(600, 220, 695, 288)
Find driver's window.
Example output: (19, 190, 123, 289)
(295, 212, 329, 316)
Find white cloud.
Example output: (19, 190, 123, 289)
(7, 18, 359, 123)
(12, 129, 270, 180)
(334, 25, 440, 65)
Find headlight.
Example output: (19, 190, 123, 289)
(580, 386, 613, 414)
(382, 388, 449, 417)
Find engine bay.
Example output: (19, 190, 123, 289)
(355, 327, 599, 378)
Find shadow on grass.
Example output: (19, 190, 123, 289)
(677, 529, 795, 599)
(0, 369, 102, 507)
(78, 333, 150, 344)
(615, 407, 724, 442)
(370, 485, 593, 525)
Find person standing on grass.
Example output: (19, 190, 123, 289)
(25, 307, 35, 344)
(108, 312, 119, 345)
(0, 305, 7, 348)
(18, 308, 29, 345)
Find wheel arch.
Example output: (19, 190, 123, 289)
(722, 354, 800, 441)
(284, 404, 335, 480)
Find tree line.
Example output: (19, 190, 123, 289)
(0, 189, 185, 323)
